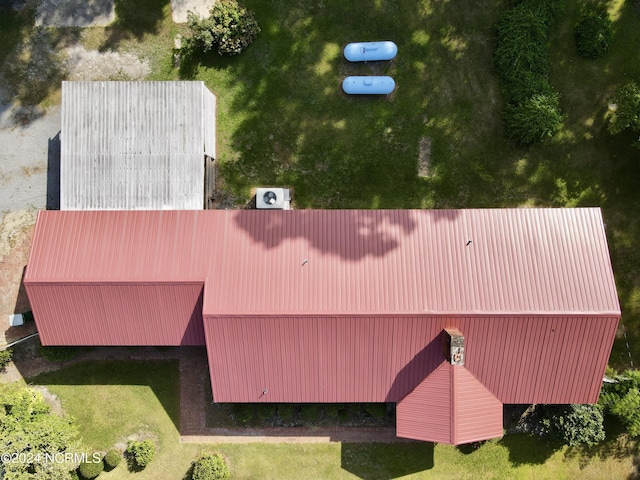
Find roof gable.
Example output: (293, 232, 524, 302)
(396, 362, 503, 444)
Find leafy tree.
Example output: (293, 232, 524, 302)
(0, 382, 80, 479)
(184, 0, 260, 56)
(608, 82, 640, 148)
(536, 404, 605, 446)
(192, 453, 230, 480)
(575, 11, 613, 59)
(0, 349, 11, 370)
(599, 369, 640, 436)
(125, 440, 155, 470)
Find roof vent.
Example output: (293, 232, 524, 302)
(444, 328, 465, 366)
(256, 188, 291, 210)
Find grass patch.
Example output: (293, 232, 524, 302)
(28, 360, 179, 450)
(25, 360, 638, 479)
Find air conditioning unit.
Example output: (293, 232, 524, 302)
(256, 188, 290, 210)
(444, 328, 465, 366)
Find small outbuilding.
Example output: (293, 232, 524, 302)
(60, 81, 216, 210)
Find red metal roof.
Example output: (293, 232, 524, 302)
(396, 362, 503, 444)
(24, 208, 620, 443)
(26, 208, 620, 315)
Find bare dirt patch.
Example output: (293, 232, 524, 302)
(65, 45, 151, 81)
(417, 136, 432, 177)
(31, 385, 64, 416)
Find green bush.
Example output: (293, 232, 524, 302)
(277, 404, 295, 420)
(504, 92, 563, 143)
(323, 404, 341, 418)
(575, 11, 612, 59)
(256, 403, 275, 420)
(78, 458, 104, 479)
(192, 453, 230, 480)
(300, 404, 319, 422)
(0, 349, 12, 370)
(184, 0, 260, 56)
(536, 404, 605, 446)
(364, 403, 387, 419)
(126, 440, 155, 469)
(103, 449, 121, 471)
(232, 404, 254, 424)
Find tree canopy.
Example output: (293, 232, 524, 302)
(0, 383, 79, 480)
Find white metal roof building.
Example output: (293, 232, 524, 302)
(60, 81, 216, 210)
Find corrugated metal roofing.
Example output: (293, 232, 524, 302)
(60, 81, 216, 210)
(26, 208, 620, 315)
(396, 362, 503, 444)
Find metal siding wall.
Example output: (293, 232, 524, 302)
(28, 283, 204, 345)
(203, 314, 616, 405)
(396, 363, 451, 443)
(454, 368, 503, 444)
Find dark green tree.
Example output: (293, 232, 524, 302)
(575, 11, 613, 59)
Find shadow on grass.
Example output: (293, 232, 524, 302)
(26, 359, 180, 434)
(498, 433, 560, 466)
(341, 442, 434, 479)
(99, 0, 170, 51)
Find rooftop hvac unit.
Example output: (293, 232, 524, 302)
(256, 188, 290, 210)
(444, 328, 465, 366)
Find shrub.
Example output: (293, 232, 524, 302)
(103, 449, 121, 471)
(536, 404, 605, 446)
(504, 92, 563, 143)
(364, 403, 387, 419)
(575, 11, 612, 59)
(256, 403, 275, 421)
(126, 440, 155, 469)
(232, 404, 254, 424)
(300, 404, 319, 422)
(78, 458, 104, 479)
(192, 453, 230, 480)
(277, 404, 295, 420)
(323, 404, 341, 418)
(184, 0, 260, 56)
(0, 349, 12, 370)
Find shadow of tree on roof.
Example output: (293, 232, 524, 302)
(230, 208, 466, 261)
(341, 442, 434, 479)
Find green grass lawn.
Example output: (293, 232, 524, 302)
(27, 360, 637, 479)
